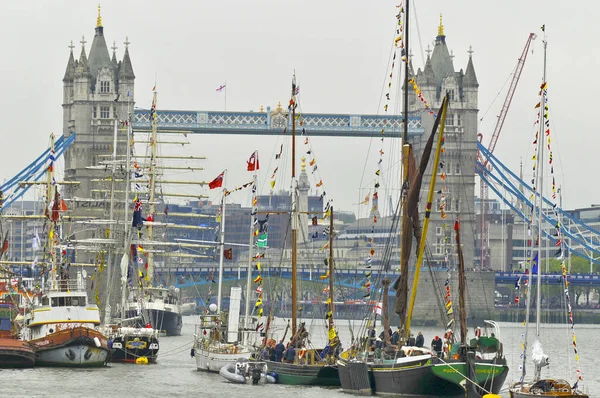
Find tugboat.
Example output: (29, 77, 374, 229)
(22, 272, 110, 367)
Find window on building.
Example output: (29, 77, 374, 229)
(100, 106, 110, 119)
(436, 226, 442, 235)
(455, 163, 461, 175)
(100, 81, 110, 93)
(449, 89, 455, 101)
(445, 113, 454, 126)
(457, 113, 462, 126)
(93, 107, 97, 119)
(455, 199, 460, 212)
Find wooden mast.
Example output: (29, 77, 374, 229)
(327, 206, 335, 336)
(397, 0, 412, 340)
(405, 96, 448, 337)
(455, 217, 467, 345)
(147, 90, 158, 284)
(291, 75, 298, 337)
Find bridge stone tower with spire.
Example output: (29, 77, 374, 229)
(407, 16, 478, 270)
(62, 6, 135, 205)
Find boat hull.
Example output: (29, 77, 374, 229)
(342, 356, 508, 397)
(127, 309, 182, 336)
(195, 347, 252, 372)
(110, 334, 159, 363)
(264, 360, 340, 386)
(509, 380, 589, 398)
(0, 338, 35, 368)
(29, 327, 109, 367)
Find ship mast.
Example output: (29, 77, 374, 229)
(244, 170, 257, 337)
(46, 134, 57, 287)
(147, 90, 158, 284)
(398, 0, 412, 340)
(535, 39, 548, 338)
(291, 75, 298, 337)
(103, 119, 119, 322)
(120, 105, 133, 321)
(327, 206, 335, 338)
(216, 182, 227, 313)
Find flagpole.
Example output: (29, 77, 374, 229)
(217, 170, 227, 314)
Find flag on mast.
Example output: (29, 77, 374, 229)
(208, 171, 225, 189)
(247, 150, 259, 171)
(216, 84, 226, 92)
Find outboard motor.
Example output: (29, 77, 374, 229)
(251, 366, 262, 385)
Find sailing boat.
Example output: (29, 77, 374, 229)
(120, 91, 183, 336)
(102, 112, 160, 364)
(21, 134, 111, 367)
(508, 34, 588, 398)
(259, 76, 340, 386)
(193, 175, 255, 372)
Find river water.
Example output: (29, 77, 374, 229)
(1, 317, 596, 397)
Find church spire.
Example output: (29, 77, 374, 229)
(438, 14, 444, 37)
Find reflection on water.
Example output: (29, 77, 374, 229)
(0, 317, 594, 398)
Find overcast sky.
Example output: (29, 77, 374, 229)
(0, 1, 595, 217)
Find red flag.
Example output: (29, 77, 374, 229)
(247, 151, 260, 171)
(208, 172, 224, 189)
(224, 248, 233, 260)
(454, 217, 460, 231)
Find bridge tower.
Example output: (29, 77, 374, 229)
(408, 15, 478, 270)
(62, 6, 135, 203)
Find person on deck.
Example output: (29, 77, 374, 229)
(284, 345, 296, 363)
(391, 328, 400, 345)
(431, 335, 443, 357)
(415, 331, 424, 348)
(274, 340, 285, 362)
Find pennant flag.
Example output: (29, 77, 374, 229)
(216, 84, 226, 92)
(247, 150, 259, 171)
(275, 144, 283, 159)
(257, 233, 268, 248)
(316, 179, 323, 187)
(224, 248, 233, 260)
(208, 171, 225, 189)
(312, 216, 318, 226)
(360, 193, 370, 205)
(532, 253, 539, 274)
(254, 275, 262, 283)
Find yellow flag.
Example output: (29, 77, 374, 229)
(328, 328, 337, 341)
(270, 180, 276, 188)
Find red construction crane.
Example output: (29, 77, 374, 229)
(476, 32, 536, 270)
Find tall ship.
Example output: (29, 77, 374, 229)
(20, 134, 110, 367)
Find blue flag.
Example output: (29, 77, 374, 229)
(531, 253, 539, 274)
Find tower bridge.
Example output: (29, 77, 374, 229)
(131, 107, 424, 138)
